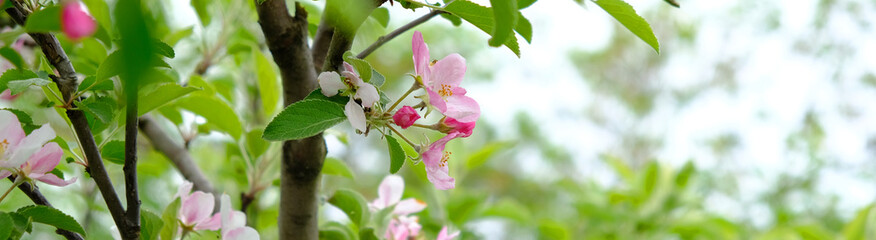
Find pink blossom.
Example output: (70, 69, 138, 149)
(392, 106, 420, 129)
(439, 118, 475, 138)
(421, 132, 464, 190)
(176, 182, 221, 231)
(0, 90, 18, 101)
(320, 62, 380, 133)
(61, 1, 96, 41)
(437, 226, 460, 240)
(0, 110, 76, 186)
(369, 175, 426, 215)
(385, 215, 422, 240)
(220, 194, 259, 240)
(412, 31, 480, 123)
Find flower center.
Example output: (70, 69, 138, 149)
(0, 139, 8, 156)
(438, 151, 451, 167)
(438, 84, 453, 98)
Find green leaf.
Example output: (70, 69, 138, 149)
(538, 219, 570, 240)
(254, 50, 280, 118)
(82, 0, 113, 37)
(79, 96, 117, 123)
(4, 212, 32, 239)
(175, 95, 243, 139)
(440, 13, 463, 26)
(263, 99, 346, 141)
(359, 228, 379, 240)
(386, 136, 405, 174)
(140, 210, 163, 240)
(328, 189, 370, 226)
(191, 0, 211, 26)
(488, 0, 518, 47)
(518, 0, 537, 9)
(0, 47, 24, 70)
(466, 141, 514, 169)
(0, 69, 38, 92)
(165, 27, 194, 47)
(0, 212, 13, 240)
(16, 205, 86, 236)
(370, 7, 390, 27)
(96, 51, 124, 84)
(515, 13, 532, 43)
(322, 157, 354, 179)
(160, 198, 181, 240)
(24, 6, 62, 32)
(7, 78, 51, 95)
(370, 69, 385, 87)
(593, 0, 660, 53)
(675, 161, 696, 188)
(246, 129, 269, 159)
(443, 0, 521, 56)
(304, 88, 349, 105)
(138, 83, 201, 115)
(319, 222, 354, 240)
(101, 141, 126, 165)
(78, 76, 114, 91)
(343, 52, 372, 82)
(152, 39, 175, 58)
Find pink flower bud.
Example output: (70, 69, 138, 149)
(392, 106, 420, 129)
(439, 117, 475, 138)
(61, 1, 96, 41)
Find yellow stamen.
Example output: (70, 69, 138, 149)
(439, 151, 451, 167)
(438, 84, 453, 97)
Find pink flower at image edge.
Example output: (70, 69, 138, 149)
(0, 110, 76, 186)
(61, 1, 97, 41)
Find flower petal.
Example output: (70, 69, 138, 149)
(26, 142, 63, 175)
(355, 82, 379, 108)
(437, 226, 460, 240)
(421, 133, 462, 190)
(223, 227, 260, 240)
(345, 99, 367, 132)
(61, 1, 96, 40)
(220, 194, 248, 231)
(175, 181, 194, 201)
(6, 124, 55, 169)
(412, 31, 430, 76)
(426, 88, 447, 113)
(444, 95, 480, 123)
(194, 213, 222, 231)
(371, 175, 404, 210)
(393, 198, 426, 216)
(318, 71, 346, 97)
(180, 191, 215, 225)
(34, 174, 76, 187)
(0, 110, 26, 148)
(427, 53, 466, 88)
(0, 170, 10, 179)
(343, 62, 356, 75)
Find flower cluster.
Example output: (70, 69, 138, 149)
(370, 175, 458, 240)
(175, 181, 259, 240)
(318, 31, 480, 190)
(0, 110, 76, 202)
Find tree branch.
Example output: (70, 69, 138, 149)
(138, 116, 218, 197)
(123, 93, 140, 236)
(4, 4, 132, 239)
(254, 1, 324, 239)
(7, 176, 84, 240)
(356, 10, 442, 59)
(311, 14, 334, 73)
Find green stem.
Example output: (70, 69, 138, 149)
(387, 125, 417, 149)
(0, 176, 23, 203)
(387, 81, 420, 114)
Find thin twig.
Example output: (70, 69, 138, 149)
(356, 10, 442, 59)
(4, 3, 130, 238)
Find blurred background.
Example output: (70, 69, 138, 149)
(2, 0, 876, 239)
